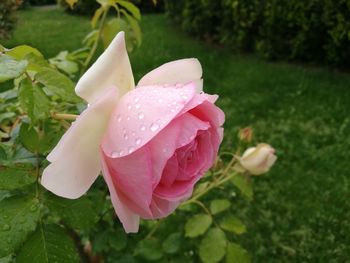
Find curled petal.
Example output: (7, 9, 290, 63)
(137, 58, 202, 91)
(75, 32, 134, 103)
(41, 87, 119, 199)
(100, 152, 140, 233)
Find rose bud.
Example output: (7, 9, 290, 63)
(238, 127, 253, 143)
(239, 144, 277, 175)
(41, 32, 225, 233)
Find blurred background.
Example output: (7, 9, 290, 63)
(1, 0, 350, 262)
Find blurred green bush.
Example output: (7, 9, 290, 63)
(165, 0, 350, 67)
(27, 0, 56, 5)
(0, 0, 22, 39)
(58, 0, 164, 16)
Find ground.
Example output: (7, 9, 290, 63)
(2, 7, 350, 262)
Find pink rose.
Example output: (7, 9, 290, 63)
(41, 32, 224, 233)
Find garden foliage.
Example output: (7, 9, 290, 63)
(165, 0, 350, 67)
(0, 0, 260, 262)
(0, 0, 22, 39)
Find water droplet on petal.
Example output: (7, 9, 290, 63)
(111, 151, 119, 158)
(150, 123, 159, 132)
(140, 125, 146, 131)
(131, 131, 136, 136)
(135, 138, 142, 145)
(135, 103, 141, 109)
(128, 147, 135, 154)
(117, 115, 122, 122)
(138, 112, 144, 120)
(134, 97, 140, 103)
(127, 103, 132, 110)
(162, 148, 168, 153)
(158, 98, 163, 103)
(182, 95, 188, 100)
(123, 133, 129, 140)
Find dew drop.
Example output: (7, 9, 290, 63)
(111, 151, 119, 158)
(126, 116, 130, 121)
(128, 147, 135, 154)
(150, 123, 159, 132)
(140, 125, 146, 131)
(119, 150, 125, 156)
(182, 95, 189, 100)
(127, 103, 132, 110)
(162, 148, 168, 153)
(158, 98, 163, 103)
(138, 112, 145, 120)
(170, 108, 176, 113)
(131, 131, 136, 136)
(135, 103, 141, 109)
(123, 133, 129, 140)
(134, 97, 140, 103)
(135, 138, 142, 145)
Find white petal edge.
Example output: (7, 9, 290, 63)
(137, 58, 202, 91)
(75, 31, 135, 104)
(41, 87, 119, 199)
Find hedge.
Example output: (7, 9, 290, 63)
(165, 0, 350, 67)
(0, 0, 22, 39)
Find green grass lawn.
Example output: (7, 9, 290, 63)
(3, 7, 350, 262)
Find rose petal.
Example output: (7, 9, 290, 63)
(137, 58, 202, 91)
(101, 83, 197, 158)
(41, 87, 118, 199)
(75, 32, 134, 103)
(100, 152, 140, 233)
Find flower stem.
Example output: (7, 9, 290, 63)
(51, 112, 78, 121)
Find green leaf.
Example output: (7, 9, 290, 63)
(135, 239, 163, 261)
(0, 166, 36, 190)
(185, 214, 212, 238)
(91, 6, 105, 28)
(25, 53, 50, 72)
(0, 195, 40, 257)
(121, 9, 142, 47)
(108, 229, 127, 251)
(101, 18, 127, 49)
(6, 45, 43, 60)
(199, 228, 227, 263)
(16, 224, 80, 263)
(226, 243, 251, 263)
(45, 193, 100, 231)
(231, 174, 253, 201)
(35, 69, 79, 103)
(65, 0, 78, 8)
(117, 0, 141, 20)
(220, 214, 246, 235)
(210, 199, 231, 215)
(18, 78, 50, 122)
(0, 255, 12, 263)
(49, 52, 79, 75)
(19, 123, 40, 153)
(162, 232, 181, 254)
(0, 55, 27, 83)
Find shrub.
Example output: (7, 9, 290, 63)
(58, 0, 163, 16)
(27, 0, 56, 5)
(0, 0, 22, 39)
(165, 0, 350, 67)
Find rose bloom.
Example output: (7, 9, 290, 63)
(41, 32, 225, 233)
(239, 144, 277, 175)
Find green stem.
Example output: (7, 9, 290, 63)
(51, 112, 78, 121)
(181, 172, 237, 206)
(81, 7, 109, 75)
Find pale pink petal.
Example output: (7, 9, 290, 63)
(100, 152, 140, 233)
(75, 32, 134, 103)
(41, 87, 118, 199)
(101, 146, 154, 218)
(137, 58, 202, 90)
(101, 83, 197, 158)
(149, 196, 180, 219)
